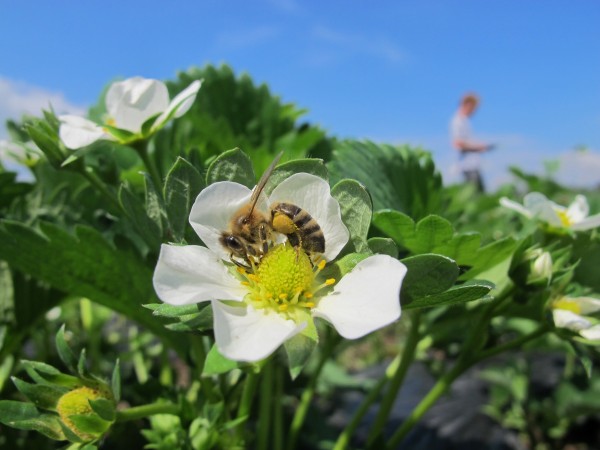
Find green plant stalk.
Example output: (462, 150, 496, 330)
(190, 335, 218, 402)
(79, 167, 123, 213)
(116, 401, 180, 422)
(385, 323, 549, 449)
(236, 370, 260, 440)
(132, 140, 163, 190)
(287, 334, 339, 450)
(273, 364, 284, 450)
(257, 361, 274, 450)
(367, 310, 422, 445)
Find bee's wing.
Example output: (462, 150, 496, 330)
(248, 151, 283, 213)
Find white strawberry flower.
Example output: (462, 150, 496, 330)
(59, 77, 201, 149)
(153, 173, 407, 362)
(500, 192, 600, 231)
(552, 296, 600, 342)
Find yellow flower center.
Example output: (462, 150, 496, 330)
(556, 210, 572, 227)
(238, 243, 334, 317)
(553, 298, 581, 314)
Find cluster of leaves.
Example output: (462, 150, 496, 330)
(0, 63, 599, 450)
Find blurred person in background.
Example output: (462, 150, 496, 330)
(450, 92, 495, 192)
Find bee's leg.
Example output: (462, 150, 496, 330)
(258, 224, 269, 256)
(229, 254, 252, 271)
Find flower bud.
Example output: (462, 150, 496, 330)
(56, 386, 113, 441)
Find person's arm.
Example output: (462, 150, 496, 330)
(453, 138, 490, 153)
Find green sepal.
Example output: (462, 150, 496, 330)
(11, 377, 68, 410)
(162, 303, 214, 332)
(400, 254, 459, 304)
(111, 359, 121, 403)
(77, 349, 88, 378)
(68, 413, 111, 436)
(59, 418, 85, 443)
(284, 312, 318, 379)
(332, 179, 372, 254)
(264, 158, 328, 194)
(146, 302, 205, 318)
(203, 344, 239, 376)
(56, 324, 78, 373)
(403, 280, 494, 310)
(24, 118, 65, 169)
(140, 112, 161, 137)
(102, 123, 136, 142)
(88, 398, 116, 422)
(367, 237, 399, 258)
(206, 148, 255, 188)
(163, 156, 204, 242)
(20, 360, 81, 388)
(0, 400, 66, 441)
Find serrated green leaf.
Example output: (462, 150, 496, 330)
(203, 344, 239, 376)
(373, 210, 416, 249)
(0, 221, 186, 355)
(0, 400, 66, 441)
(11, 377, 67, 410)
(56, 324, 77, 373)
(163, 157, 204, 242)
(367, 237, 398, 258)
(118, 183, 162, 249)
(206, 148, 255, 188)
(320, 253, 369, 282)
(404, 280, 494, 310)
(413, 215, 454, 253)
(332, 179, 372, 254)
(400, 254, 459, 304)
(88, 398, 116, 422)
(264, 158, 328, 194)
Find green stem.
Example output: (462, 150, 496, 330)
(132, 140, 162, 190)
(366, 311, 422, 446)
(236, 370, 260, 440)
(190, 336, 218, 402)
(79, 167, 123, 212)
(385, 359, 468, 449)
(257, 361, 274, 450)
(273, 364, 284, 450)
(287, 335, 339, 450)
(385, 318, 548, 449)
(115, 401, 180, 422)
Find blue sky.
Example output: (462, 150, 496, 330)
(1, 1, 599, 188)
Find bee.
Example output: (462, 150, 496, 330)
(219, 153, 281, 264)
(271, 202, 325, 257)
(220, 151, 326, 264)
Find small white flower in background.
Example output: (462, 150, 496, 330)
(500, 192, 600, 231)
(552, 296, 600, 342)
(59, 77, 201, 149)
(153, 173, 407, 362)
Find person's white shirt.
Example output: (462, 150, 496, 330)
(450, 112, 481, 172)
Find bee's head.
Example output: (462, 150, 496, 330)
(220, 233, 248, 257)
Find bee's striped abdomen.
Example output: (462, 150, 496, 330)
(271, 202, 325, 254)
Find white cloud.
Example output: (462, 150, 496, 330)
(0, 77, 86, 139)
(554, 149, 600, 189)
(310, 25, 406, 65)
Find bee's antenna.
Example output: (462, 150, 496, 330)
(248, 151, 283, 215)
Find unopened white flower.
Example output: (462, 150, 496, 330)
(500, 192, 600, 231)
(59, 77, 201, 149)
(153, 173, 407, 362)
(552, 296, 600, 342)
(531, 251, 553, 283)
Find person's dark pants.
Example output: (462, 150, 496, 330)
(462, 170, 484, 192)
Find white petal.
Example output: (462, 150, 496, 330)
(152, 80, 202, 130)
(499, 197, 533, 218)
(569, 296, 600, 315)
(571, 213, 600, 231)
(567, 195, 589, 223)
(153, 244, 245, 305)
(269, 173, 349, 261)
(212, 301, 306, 362)
(522, 192, 563, 226)
(59, 115, 112, 149)
(552, 309, 591, 332)
(313, 255, 406, 339)
(106, 77, 169, 132)
(580, 325, 600, 341)
(189, 181, 269, 260)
